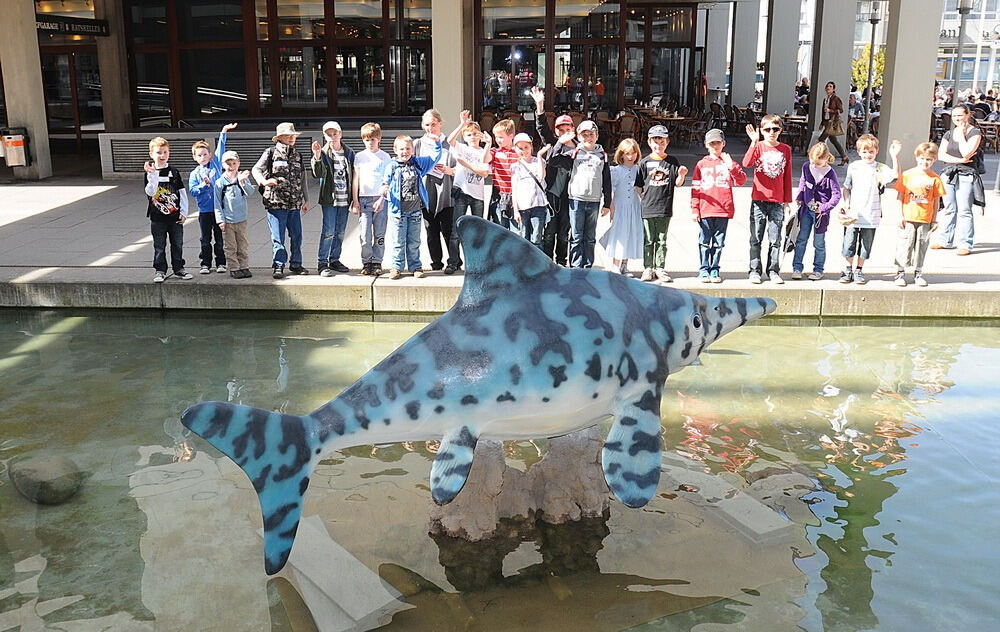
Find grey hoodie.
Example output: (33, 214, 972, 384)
(567, 144, 612, 204)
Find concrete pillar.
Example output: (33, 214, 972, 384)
(704, 4, 731, 104)
(0, 0, 52, 179)
(763, 0, 800, 115)
(730, 0, 761, 108)
(431, 0, 472, 127)
(807, 0, 856, 138)
(879, 0, 944, 161)
(94, 0, 133, 131)
(986, 45, 997, 92)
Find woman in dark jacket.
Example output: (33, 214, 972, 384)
(818, 81, 849, 165)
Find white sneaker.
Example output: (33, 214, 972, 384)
(791, 270, 803, 280)
(769, 272, 784, 284)
(216, 264, 227, 273)
(749, 272, 762, 284)
(655, 269, 672, 283)
(640, 268, 655, 282)
(199, 266, 211, 275)
(175, 269, 194, 280)
(153, 272, 166, 283)
(894, 272, 907, 287)
(807, 272, 824, 281)
(914, 274, 928, 287)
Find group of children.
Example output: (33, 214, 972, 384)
(143, 108, 948, 287)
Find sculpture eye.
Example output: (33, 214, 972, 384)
(693, 315, 702, 329)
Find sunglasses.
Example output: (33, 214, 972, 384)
(761, 127, 781, 133)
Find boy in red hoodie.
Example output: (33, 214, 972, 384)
(691, 128, 746, 283)
(742, 114, 793, 284)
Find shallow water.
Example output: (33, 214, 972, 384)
(0, 310, 997, 631)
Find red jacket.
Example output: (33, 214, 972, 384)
(691, 155, 747, 219)
(742, 142, 793, 203)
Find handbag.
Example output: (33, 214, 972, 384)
(824, 116, 844, 136)
(836, 205, 857, 226)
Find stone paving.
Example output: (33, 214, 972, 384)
(1, 141, 999, 317)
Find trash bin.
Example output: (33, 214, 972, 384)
(1, 128, 30, 167)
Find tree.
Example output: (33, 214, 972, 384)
(852, 43, 886, 91)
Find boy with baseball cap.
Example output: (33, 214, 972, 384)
(635, 125, 687, 282)
(691, 128, 746, 283)
(530, 85, 574, 265)
(213, 150, 257, 278)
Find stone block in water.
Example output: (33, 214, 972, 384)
(9, 456, 85, 505)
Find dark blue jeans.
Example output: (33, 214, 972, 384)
(318, 204, 349, 265)
(267, 209, 303, 268)
(749, 200, 784, 275)
(198, 212, 225, 268)
(151, 220, 185, 273)
(450, 188, 485, 268)
(569, 199, 599, 268)
(698, 217, 729, 274)
(520, 206, 547, 250)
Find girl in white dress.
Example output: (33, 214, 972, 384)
(600, 138, 644, 275)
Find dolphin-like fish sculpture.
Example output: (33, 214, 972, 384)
(181, 216, 776, 574)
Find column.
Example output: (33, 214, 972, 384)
(0, 0, 52, 179)
(807, 0, 857, 138)
(431, 0, 473, 126)
(730, 0, 761, 108)
(94, 0, 133, 131)
(763, 0, 800, 115)
(704, 3, 731, 104)
(879, 0, 945, 161)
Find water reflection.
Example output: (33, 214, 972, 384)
(0, 311, 997, 630)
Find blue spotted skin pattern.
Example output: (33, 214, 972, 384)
(180, 215, 776, 575)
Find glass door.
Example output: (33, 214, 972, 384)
(41, 50, 104, 146)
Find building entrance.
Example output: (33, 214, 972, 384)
(40, 50, 104, 146)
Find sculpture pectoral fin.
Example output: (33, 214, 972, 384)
(602, 391, 663, 508)
(430, 425, 479, 505)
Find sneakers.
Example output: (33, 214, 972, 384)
(769, 272, 784, 284)
(444, 264, 458, 275)
(807, 272, 824, 281)
(388, 268, 402, 280)
(200, 266, 211, 275)
(749, 272, 763, 284)
(329, 261, 350, 273)
(175, 269, 194, 280)
(289, 266, 309, 275)
(153, 271, 166, 283)
(791, 270, 803, 280)
(230, 269, 250, 279)
(361, 263, 372, 276)
(697, 271, 711, 283)
(320, 267, 335, 277)
(710, 270, 722, 283)
(413, 269, 426, 279)
(243, 269, 252, 278)
(853, 270, 867, 285)
(894, 272, 906, 287)
(930, 243, 951, 250)
(272, 265, 284, 279)
(371, 265, 384, 277)
(655, 269, 672, 283)
(957, 249, 971, 256)
(216, 264, 227, 273)
(914, 273, 928, 287)
(640, 268, 655, 282)
(430, 262, 445, 271)
(839, 270, 854, 284)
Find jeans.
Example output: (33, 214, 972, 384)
(198, 212, 225, 268)
(389, 210, 423, 272)
(318, 204, 349, 265)
(698, 217, 729, 274)
(423, 207, 461, 268)
(266, 209, 303, 268)
(358, 196, 388, 265)
(569, 199, 599, 268)
(450, 188, 485, 268)
(520, 206, 547, 250)
(150, 220, 185, 273)
(643, 216, 671, 270)
(842, 226, 876, 261)
(792, 211, 827, 274)
(937, 172, 975, 250)
(542, 192, 570, 265)
(749, 201, 784, 275)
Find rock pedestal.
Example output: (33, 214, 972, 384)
(9, 456, 85, 505)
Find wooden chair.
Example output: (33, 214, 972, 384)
(709, 102, 726, 132)
(480, 110, 496, 134)
(569, 111, 585, 128)
(616, 113, 639, 144)
(503, 110, 524, 132)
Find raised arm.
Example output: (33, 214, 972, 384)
(531, 86, 557, 145)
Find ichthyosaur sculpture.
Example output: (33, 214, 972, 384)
(181, 215, 777, 574)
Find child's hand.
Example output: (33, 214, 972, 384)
(222, 122, 238, 133)
(558, 131, 575, 145)
(311, 140, 322, 157)
(143, 161, 156, 174)
(678, 165, 688, 178)
(373, 197, 384, 213)
(530, 86, 545, 107)
(301, 202, 310, 213)
(237, 170, 251, 182)
(350, 200, 360, 214)
(746, 124, 760, 142)
(202, 176, 212, 187)
(439, 165, 455, 177)
(460, 110, 472, 124)
(482, 132, 492, 146)
(263, 178, 279, 187)
(514, 210, 522, 224)
(899, 218, 906, 229)
(889, 140, 902, 157)
(219, 222, 227, 232)
(600, 206, 611, 217)
(721, 152, 734, 168)
(930, 221, 938, 232)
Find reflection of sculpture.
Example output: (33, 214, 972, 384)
(181, 216, 776, 574)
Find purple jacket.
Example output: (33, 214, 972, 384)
(796, 164, 842, 234)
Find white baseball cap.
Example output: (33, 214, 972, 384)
(513, 133, 533, 146)
(322, 121, 342, 134)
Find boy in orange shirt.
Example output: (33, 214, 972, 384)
(893, 142, 945, 287)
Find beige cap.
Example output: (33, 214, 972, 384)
(704, 128, 725, 144)
(272, 122, 301, 142)
(220, 150, 239, 163)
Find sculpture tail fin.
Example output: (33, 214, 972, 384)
(181, 401, 320, 575)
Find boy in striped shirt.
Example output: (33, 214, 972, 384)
(488, 119, 520, 231)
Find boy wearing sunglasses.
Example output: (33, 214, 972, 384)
(743, 115, 793, 284)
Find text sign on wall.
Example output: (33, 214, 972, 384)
(36, 15, 110, 37)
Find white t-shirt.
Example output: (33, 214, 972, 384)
(452, 141, 488, 201)
(354, 149, 391, 197)
(844, 160, 894, 228)
(511, 158, 547, 211)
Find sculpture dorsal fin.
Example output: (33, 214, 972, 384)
(453, 215, 557, 302)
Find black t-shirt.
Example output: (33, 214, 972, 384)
(635, 154, 681, 218)
(942, 126, 982, 163)
(145, 166, 185, 222)
(400, 162, 422, 212)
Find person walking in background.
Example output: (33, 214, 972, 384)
(819, 81, 849, 166)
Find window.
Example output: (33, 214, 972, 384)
(336, 46, 385, 109)
(125, 0, 168, 44)
(279, 46, 328, 108)
(397, 0, 431, 40)
(177, 0, 244, 42)
(278, 0, 325, 39)
(335, 0, 384, 39)
(482, 0, 545, 39)
(134, 53, 171, 126)
(181, 50, 248, 116)
(650, 7, 692, 43)
(554, 0, 620, 39)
